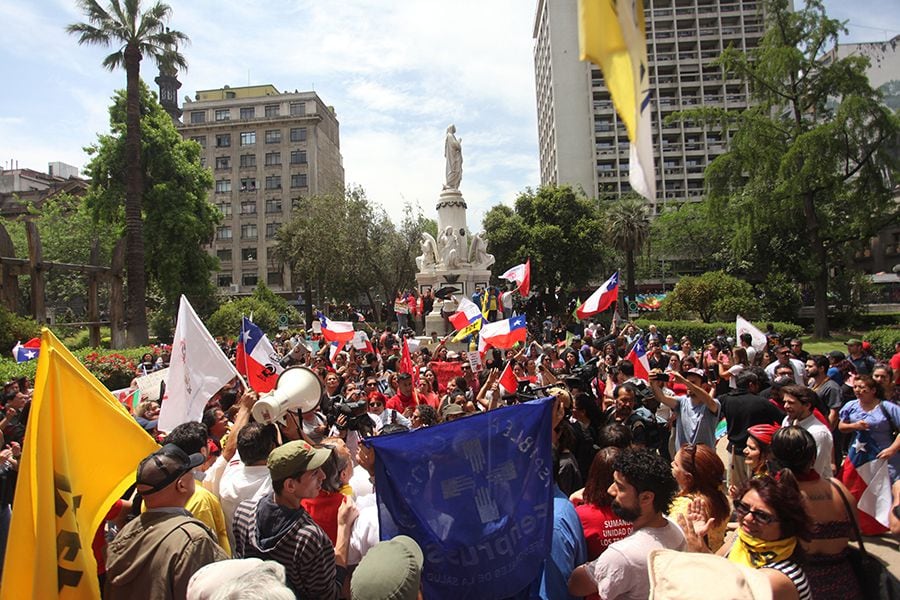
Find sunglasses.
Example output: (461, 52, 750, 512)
(368, 401, 383, 407)
(734, 500, 778, 525)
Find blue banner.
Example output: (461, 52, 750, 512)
(366, 397, 555, 600)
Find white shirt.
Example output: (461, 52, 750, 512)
(765, 357, 805, 385)
(218, 460, 273, 547)
(783, 413, 834, 478)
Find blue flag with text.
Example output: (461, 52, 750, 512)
(366, 397, 555, 600)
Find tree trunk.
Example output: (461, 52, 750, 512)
(803, 191, 830, 337)
(626, 247, 637, 302)
(124, 45, 149, 346)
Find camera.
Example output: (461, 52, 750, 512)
(327, 399, 375, 436)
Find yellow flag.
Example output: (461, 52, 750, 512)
(1, 329, 159, 599)
(578, 0, 656, 200)
(452, 319, 483, 343)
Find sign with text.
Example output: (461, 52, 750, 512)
(135, 367, 169, 402)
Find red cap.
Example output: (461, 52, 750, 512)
(747, 423, 780, 446)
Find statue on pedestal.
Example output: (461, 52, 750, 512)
(443, 124, 463, 190)
(438, 226, 461, 269)
(415, 233, 438, 271)
(468, 233, 494, 269)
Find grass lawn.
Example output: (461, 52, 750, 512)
(802, 334, 852, 356)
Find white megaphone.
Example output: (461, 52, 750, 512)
(251, 367, 323, 425)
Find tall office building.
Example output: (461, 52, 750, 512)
(533, 0, 764, 215)
(178, 85, 344, 294)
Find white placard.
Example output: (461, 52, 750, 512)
(135, 367, 169, 402)
(466, 351, 484, 373)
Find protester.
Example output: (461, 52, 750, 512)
(648, 369, 719, 449)
(573, 447, 633, 560)
(668, 444, 731, 551)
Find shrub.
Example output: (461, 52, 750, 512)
(633, 319, 803, 345)
(0, 345, 158, 390)
(865, 327, 900, 361)
(661, 271, 762, 322)
(0, 306, 40, 354)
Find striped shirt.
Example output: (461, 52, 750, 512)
(232, 495, 339, 599)
(765, 559, 812, 600)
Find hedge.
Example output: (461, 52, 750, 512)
(632, 319, 804, 345)
(0, 346, 158, 390)
(864, 327, 900, 360)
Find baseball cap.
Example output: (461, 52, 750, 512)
(267, 440, 332, 482)
(441, 403, 464, 418)
(136, 444, 204, 495)
(845, 338, 862, 346)
(685, 368, 707, 381)
(351, 535, 423, 600)
(827, 350, 846, 361)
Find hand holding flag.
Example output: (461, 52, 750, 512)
(576, 271, 620, 319)
(235, 317, 284, 393)
(316, 311, 355, 343)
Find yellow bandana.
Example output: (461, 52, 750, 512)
(728, 529, 796, 568)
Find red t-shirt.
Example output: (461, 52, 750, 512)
(386, 392, 416, 413)
(301, 489, 345, 545)
(575, 502, 633, 560)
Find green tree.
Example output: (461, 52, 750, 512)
(68, 0, 188, 346)
(607, 193, 650, 303)
(83, 83, 219, 322)
(671, 0, 899, 337)
(483, 185, 611, 299)
(662, 271, 761, 323)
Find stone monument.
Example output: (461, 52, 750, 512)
(416, 125, 494, 335)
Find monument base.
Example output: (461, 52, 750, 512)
(417, 267, 491, 336)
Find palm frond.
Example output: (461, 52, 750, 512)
(65, 22, 112, 46)
(101, 50, 126, 71)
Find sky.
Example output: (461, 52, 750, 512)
(1, 0, 898, 230)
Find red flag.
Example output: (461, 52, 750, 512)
(399, 336, 419, 390)
(429, 361, 464, 394)
(498, 361, 518, 396)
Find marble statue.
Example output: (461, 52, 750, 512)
(415, 232, 438, 271)
(438, 226, 461, 269)
(468, 233, 494, 269)
(443, 124, 463, 190)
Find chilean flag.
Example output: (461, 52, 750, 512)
(478, 315, 527, 354)
(500, 259, 531, 296)
(12, 338, 41, 363)
(498, 361, 519, 396)
(840, 430, 892, 535)
(316, 311, 355, 343)
(449, 297, 483, 331)
(625, 337, 651, 381)
(575, 271, 619, 319)
(235, 317, 283, 393)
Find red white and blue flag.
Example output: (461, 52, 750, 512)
(575, 271, 620, 319)
(499, 259, 531, 296)
(12, 338, 41, 363)
(625, 337, 651, 381)
(316, 311, 355, 344)
(478, 315, 527, 354)
(449, 297, 483, 331)
(235, 317, 283, 393)
(840, 430, 892, 535)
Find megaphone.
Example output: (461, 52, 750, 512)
(251, 366, 323, 425)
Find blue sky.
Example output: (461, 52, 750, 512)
(1, 0, 897, 230)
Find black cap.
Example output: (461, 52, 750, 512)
(136, 444, 204, 495)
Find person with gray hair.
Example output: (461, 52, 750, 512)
(187, 558, 293, 600)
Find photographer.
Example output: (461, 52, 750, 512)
(648, 369, 719, 449)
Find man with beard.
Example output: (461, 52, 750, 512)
(568, 448, 685, 600)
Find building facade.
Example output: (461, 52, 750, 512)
(178, 85, 344, 294)
(533, 0, 764, 216)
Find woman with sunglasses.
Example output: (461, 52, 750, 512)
(770, 426, 862, 600)
(680, 475, 812, 600)
(668, 444, 731, 551)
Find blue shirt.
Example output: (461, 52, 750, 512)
(538, 485, 588, 600)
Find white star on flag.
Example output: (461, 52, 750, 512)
(852, 438, 867, 453)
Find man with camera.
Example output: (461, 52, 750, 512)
(648, 368, 719, 449)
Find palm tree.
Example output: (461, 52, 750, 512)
(68, 0, 187, 345)
(607, 194, 650, 303)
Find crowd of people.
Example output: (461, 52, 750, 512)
(1, 313, 899, 599)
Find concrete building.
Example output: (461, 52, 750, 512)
(533, 0, 764, 216)
(0, 163, 87, 218)
(177, 84, 345, 294)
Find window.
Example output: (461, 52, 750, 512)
(215, 109, 230, 122)
(190, 111, 206, 124)
(241, 247, 258, 261)
(216, 248, 233, 262)
(215, 179, 232, 193)
(266, 221, 281, 238)
(240, 131, 256, 146)
(267, 271, 283, 286)
(242, 272, 259, 286)
(240, 177, 257, 191)
(241, 224, 257, 239)
(290, 127, 307, 142)
(265, 198, 282, 213)
(216, 226, 232, 240)
(240, 107, 255, 120)
(265, 152, 281, 166)
(265, 104, 280, 117)
(265, 129, 281, 144)
(290, 150, 307, 164)
(215, 134, 231, 148)
(190, 135, 207, 149)
(265, 175, 281, 190)
(290, 102, 306, 116)
(215, 156, 231, 170)
(291, 174, 307, 188)
(240, 200, 257, 215)
(239, 154, 256, 168)
(216, 202, 232, 216)
(217, 274, 233, 287)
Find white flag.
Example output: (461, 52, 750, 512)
(736, 315, 767, 353)
(159, 295, 242, 433)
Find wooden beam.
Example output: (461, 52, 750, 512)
(88, 240, 101, 348)
(109, 237, 126, 349)
(0, 224, 19, 311)
(25, 222, 45, 324)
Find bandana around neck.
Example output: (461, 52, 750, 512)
(729, 529, 796, 569)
